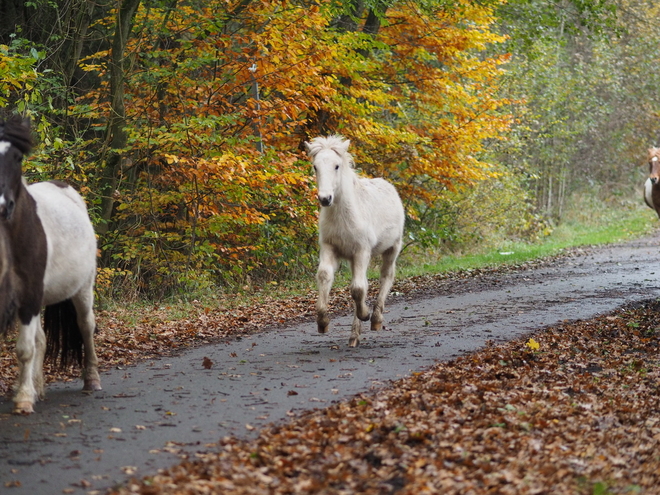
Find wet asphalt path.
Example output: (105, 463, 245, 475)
(1, 233, 660, 494)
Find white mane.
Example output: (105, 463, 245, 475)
(305, 135, 355, 169)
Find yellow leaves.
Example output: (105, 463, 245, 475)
(526, 338, 540, 351)
(66, 0, 515, 293)
(0, 45, 41, 108)
(163, 153, 180, 165)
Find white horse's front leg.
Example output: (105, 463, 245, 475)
(371, 245, 400, 331)
(316, 245, 339, 334)
(349, 315, 363, 348)
(348, 251, 371, 347)
(349, 251, 371, 322)
(14, 315, 44, 414)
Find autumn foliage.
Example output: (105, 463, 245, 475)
(8, 0, 512, 296)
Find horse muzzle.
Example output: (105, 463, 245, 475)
(318, 195, 333, 207)
(0, 197, 15, 221)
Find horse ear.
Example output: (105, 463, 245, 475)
(339, 139, 351, 153)
(2, 116, 33, 155)
(304, 142, 312, 155)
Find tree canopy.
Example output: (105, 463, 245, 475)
(1, 0, 649, 298)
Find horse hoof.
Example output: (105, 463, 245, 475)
(13, 402, 34, 415)
(83, 379, 102, 392)
(371, 321, 382, 331)
(348, 337, 360, 348)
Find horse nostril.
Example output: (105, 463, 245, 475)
(652, 178, 658, 185)
(318, 195, 332, 207)
(0, 199, 13, 220)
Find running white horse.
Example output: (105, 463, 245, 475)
(305, 135, 405, 347)
(0, 117, 101, 414)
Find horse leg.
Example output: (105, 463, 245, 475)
(73, 289, 102, 391)
(371, 245, 399, 331)
(348, 251, 371, 347)
(350, 251, 371, 321)
(14, 315, 43, 414)
(33, 322, 46, 399)
(316, 245, 339, 334)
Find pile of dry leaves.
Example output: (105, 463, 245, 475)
(108, 298, 660, 495)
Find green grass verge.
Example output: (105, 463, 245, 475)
(398, 206, 658, 279)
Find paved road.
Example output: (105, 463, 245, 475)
(1, 233, 660, 494)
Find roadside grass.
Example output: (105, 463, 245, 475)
(98, 205, 658, 325)
(398, 205, 657, 279)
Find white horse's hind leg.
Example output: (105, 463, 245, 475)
(13, 316, 43, 414)
(371, 245, 400, 331)
(316, 245, 339, 334)
(73, 288, 101, 391)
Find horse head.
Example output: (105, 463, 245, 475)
(0, 117, 32, 220)
(305, 135, 353, 207)
(647, 147, 660, 186)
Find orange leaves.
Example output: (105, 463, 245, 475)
(285, 0, 514, 215)
(108, 300, 660, 494)
(70, 0, 514, 292)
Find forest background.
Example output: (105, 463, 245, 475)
(0, 0, 657, 301)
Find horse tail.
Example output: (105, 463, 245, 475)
(44, 299, 84, 369)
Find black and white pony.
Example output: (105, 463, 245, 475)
(305, 136, 405, 347)
(0, 117, 101, 414)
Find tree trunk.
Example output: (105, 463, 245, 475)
(97, 0, 141, 234)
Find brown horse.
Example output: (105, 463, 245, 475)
(644, 147, 660, 218)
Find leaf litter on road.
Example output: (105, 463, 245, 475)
(108, 298, 660, 495)
(1, 249, 658, 493)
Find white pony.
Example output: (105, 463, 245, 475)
(305, 136, 405, 347)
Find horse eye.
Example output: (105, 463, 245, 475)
(335, 165, 339, 170)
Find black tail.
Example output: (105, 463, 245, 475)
(44, 299, 83, 369)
